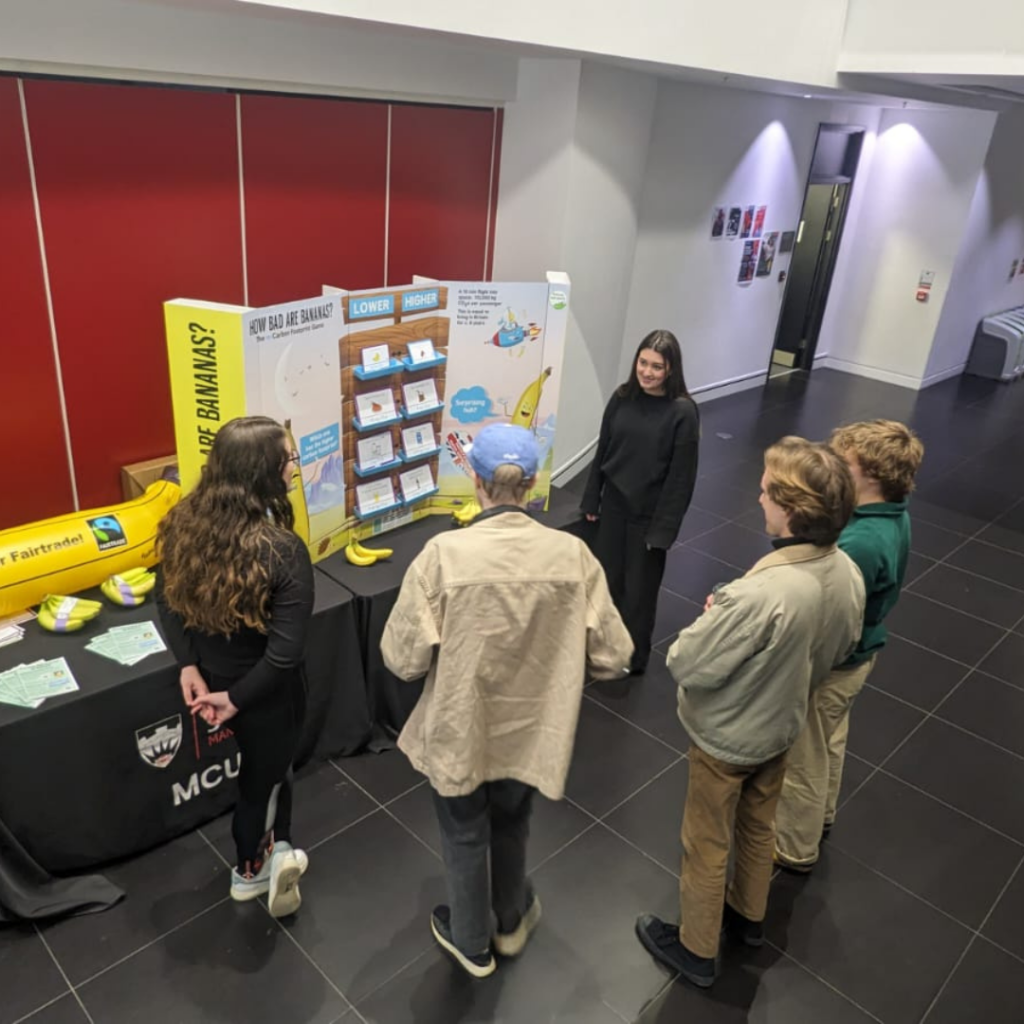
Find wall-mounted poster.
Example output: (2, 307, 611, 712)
(738, 240, 760, 284)
(1019, 258, 1024, 276)
(752, 206, 767, 239)
(780, 231, 797, 254)
(740, 206, 755, 239)
(1010, 260, 1019, 282)
(727, 207, 742, 238)
(710, 207, 726, 239)
(756, 232, 779, 278)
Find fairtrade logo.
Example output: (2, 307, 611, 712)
(86, 514, 127, 551)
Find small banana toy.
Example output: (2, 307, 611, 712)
(452, 500, 482, 527)
(38, 594, 103, 633)
(101, 567, 156, 607)
(343, 538, 394, 567)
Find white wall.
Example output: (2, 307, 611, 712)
(493, 59, 658, 477)
(622, 83, 831, 395)
(820, 107, 997, 387)
(841, 0, 1024, 74)
(238, 0, 849, 88)
(0, 0, 517, 104)
(925, 108, 1024, 379)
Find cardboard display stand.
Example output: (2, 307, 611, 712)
(165, 273, 569, 563)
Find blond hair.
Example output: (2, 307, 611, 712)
(764, 436, 855, 545)
(829, 420, 924, 502)
(480, 464, 532, 505)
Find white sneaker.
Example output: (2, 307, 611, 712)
(268, 845, 308, 918)
(230, 859, 273, 902)
(493, 894, 542, 957)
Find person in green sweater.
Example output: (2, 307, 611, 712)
(774, 419, 924, 872)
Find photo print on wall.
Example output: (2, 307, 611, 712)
(756, 232, 779, 278)
(738, 240, 760, 284)
(711, 207, 726, 239)
(727, 207, 742, 238)
(752, 206, 767, 239)
(740, 206, 755, 239)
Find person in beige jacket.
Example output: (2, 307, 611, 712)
(636, 437, 865, 989)
(381, 423, 632, 980)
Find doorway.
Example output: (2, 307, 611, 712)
(769, 125, 864, 376)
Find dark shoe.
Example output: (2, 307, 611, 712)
(821, 822, 833, 841)
(629, 658, 649, 676)
(430, 906, 496, 978)
(774, 850, 814, 875)
(635, 914, 716, 989)
(722, 902, 764, 948)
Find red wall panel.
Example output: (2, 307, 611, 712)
(486, 107, 503, 281)
(387, 105, 496, 285)
(25, 80, 244, 508)
(0, 78, 75, 529)
(242, 94, 388, 305)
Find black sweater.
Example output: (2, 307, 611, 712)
(581, 391, 700, 549)
(156, 530, 315, 712)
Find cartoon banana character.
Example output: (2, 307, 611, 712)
(0, 481, 179, 618)
(283, 419, 310, 545)
(510, 367, 552, 429)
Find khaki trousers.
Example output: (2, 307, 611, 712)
(679, 745, 788, 959)
(774, 656, 876, 868)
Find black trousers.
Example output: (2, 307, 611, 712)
(210, 673, 305, 871)
(595, 489, 668, 671)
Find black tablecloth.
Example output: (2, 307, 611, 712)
(317, 487, 586, 740)
(0, 571, 365, 880)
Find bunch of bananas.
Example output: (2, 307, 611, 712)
(101, 567, 156, 606)
(452, 500, 482, 527)
(38, 594, 103, 633)
(343, 538, 393, 567)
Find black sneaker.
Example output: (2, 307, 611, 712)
(430, 906, 496, 979)
(635, 914, 716, 988)
(722, 902, 764, 948)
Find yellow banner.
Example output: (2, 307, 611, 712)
(164, 302, 249, 493)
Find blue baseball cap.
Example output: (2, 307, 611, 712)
(467, 424, 539, 481)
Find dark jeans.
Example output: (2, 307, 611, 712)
(432, 780, 536, 955)
(595, 487, 668, 670)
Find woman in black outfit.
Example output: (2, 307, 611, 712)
(156, 416, 314, 917)
(582, 330, 700, 674)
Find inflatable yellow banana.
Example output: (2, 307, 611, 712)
(510, 367, 552, 429)
(0, 481, 180, 618)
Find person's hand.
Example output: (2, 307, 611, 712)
(704, 593, 715, 613)
(190, 691, 239, 728)
(180, 665, 209, 708)
(585, 514, 598, 523)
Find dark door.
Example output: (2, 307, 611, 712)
(770, 126, 863, 374)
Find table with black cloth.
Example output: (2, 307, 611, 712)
(0, 570, 365, 882)
(316, 487, 587, 742)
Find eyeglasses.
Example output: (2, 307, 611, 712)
(285, 451, 300, 465)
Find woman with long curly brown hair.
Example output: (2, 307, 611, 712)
(156, 416, 314, 917)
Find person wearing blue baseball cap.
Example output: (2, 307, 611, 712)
(382, 423, 633, 979)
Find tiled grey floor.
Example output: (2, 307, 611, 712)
(7, 369, 1024, 1024)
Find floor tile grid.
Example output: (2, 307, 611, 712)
(9, 931, 93, 1024)
(917, 855, 1024, 1024)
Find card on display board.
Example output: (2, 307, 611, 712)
(357, 432, 396, 471)
(406, 339, 436, 365)
(402, 425, 436, 457)
(361, 344, 391, 371)
(402, 379, 439, 415)
(355, 388, 397, 426)
(355, 477, 397, 516)
(399, 464, 435, 502)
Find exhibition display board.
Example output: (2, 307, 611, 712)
(165, 273, 570, 562)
